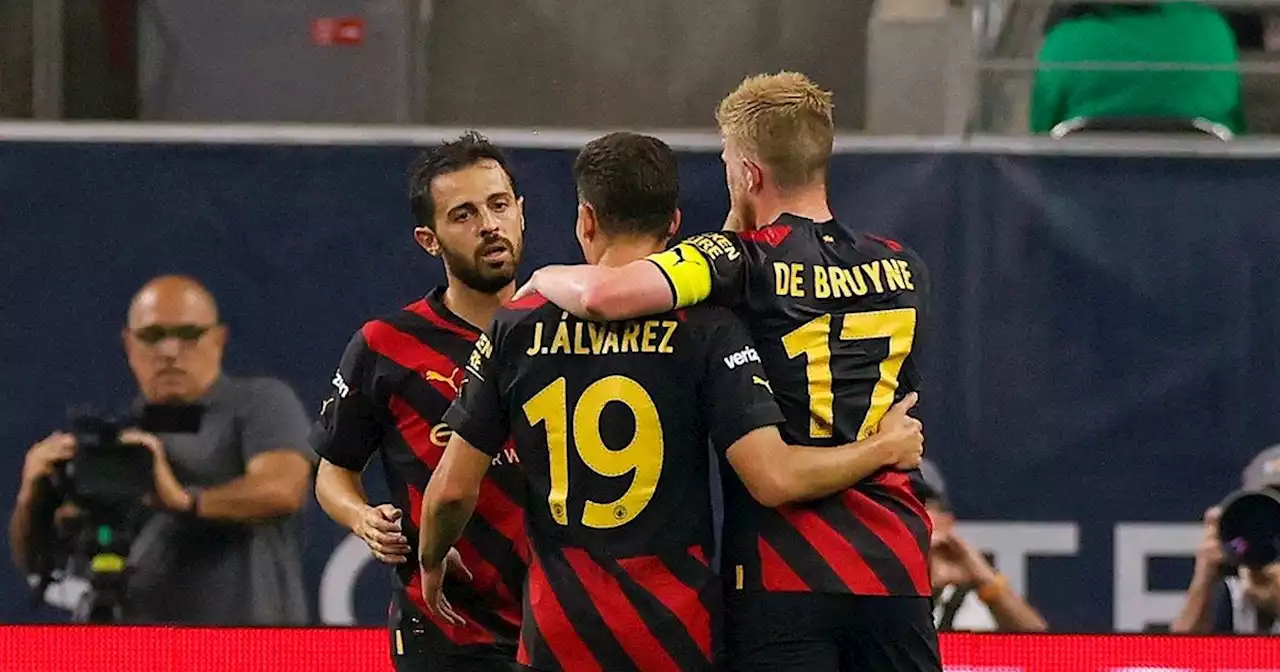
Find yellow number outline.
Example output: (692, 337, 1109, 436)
(782, 308, 917, 440)
(522, 375, 664, 529)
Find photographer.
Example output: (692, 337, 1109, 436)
(7, 275, 315, 625)
(1172, 445, 1280, 634)
(914, 460, 1049, 632)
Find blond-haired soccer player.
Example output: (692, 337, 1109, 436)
(515, 73, 942, 672)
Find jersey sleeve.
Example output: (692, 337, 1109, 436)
(646, 231, 749, 309)
(442, 319, 510, 457)
(311, 329, 384, 471)
(696, 310, 787, 455)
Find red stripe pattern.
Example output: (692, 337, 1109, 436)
(362, 321, 464, 400)
(757, 538, 808, 592)
(562, 549, 682, 672)
(405, 299, 478, 342)
(616, 553, 712, 659)
(736, 475, 933, 596)
(391, 395, 525, 553)
(525, 555, 602, 672)
(355, 299, 528, 653)
(778, 506, 889, 594)
(842, 486, 931, 594)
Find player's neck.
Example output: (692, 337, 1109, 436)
(595, 237, 665, 268)
(442, 280, 514, 331)
(760, 184, 833, 227)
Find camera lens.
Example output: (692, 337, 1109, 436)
(1219, 488, 1280, 568)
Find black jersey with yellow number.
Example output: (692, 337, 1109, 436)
(443, 292, 785, 672)
(646, 214, 933, 598)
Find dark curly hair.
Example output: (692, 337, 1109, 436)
(408, 131, 519, 229)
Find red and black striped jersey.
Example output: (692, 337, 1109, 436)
(444, 292, 785, 672)
(312, 288, 527, 657)
(647, 214, 934, 597)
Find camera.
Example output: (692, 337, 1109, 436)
(40, 403, 202, 623)
(54, 404, 203, 516)
(1219, 486, 1280, 569)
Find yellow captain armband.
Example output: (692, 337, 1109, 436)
(646, 242, 713, 308)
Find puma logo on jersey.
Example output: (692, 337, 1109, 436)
(423, 367, 465, 395)
(752, 376, 774, 394)
(724, 345, 762, 370)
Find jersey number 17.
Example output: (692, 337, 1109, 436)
(782, 307, 917, 440)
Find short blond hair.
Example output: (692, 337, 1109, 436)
(715, 72, 834, 189)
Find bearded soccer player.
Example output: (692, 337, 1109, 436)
(311, 132, 528, 672)
(515, 75, 942, 671)
(417, 132, 926, 672)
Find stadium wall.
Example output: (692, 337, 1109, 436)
(2, 126, 1278, 632)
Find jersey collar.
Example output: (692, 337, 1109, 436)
(774, 212, 834, 227)
(425, 286, 483, 335)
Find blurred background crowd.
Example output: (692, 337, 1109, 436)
(2, 0, 1280, 643)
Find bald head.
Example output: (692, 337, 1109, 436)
(128, 275, 220, 329)
(124, 275, 226, 403)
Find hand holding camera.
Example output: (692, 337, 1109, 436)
(119, 429, 191, 512)
(23, 432, 77, 487)
(1193, 506, 1224, 580)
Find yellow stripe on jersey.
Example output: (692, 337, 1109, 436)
(646, 242, 713, 308)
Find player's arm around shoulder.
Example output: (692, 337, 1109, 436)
(694, 302, 926, 507)
(513, 260, 677, 322)
(513, 231, 743, 321)
(725, 394, 925, 508)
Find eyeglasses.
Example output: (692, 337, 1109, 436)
(130, 324, 217, 345)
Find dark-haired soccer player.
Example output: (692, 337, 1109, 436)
(312, 132, 528, 672)
(515, 74, 942, 672)
(417, 131, 925, 672)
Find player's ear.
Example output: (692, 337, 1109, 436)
(668, 208, 682, 240)
(744, 159, 764, 194)
(577, 202, 597, 242)
(414, 225, 442, 257)
(517, 195, 526, 232)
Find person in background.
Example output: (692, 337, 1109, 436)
(1171, 445, 1280, 634)
(913, 460, 1049, 632)
(1030, 2, 1245, 135)
(8, 275, 314, 624)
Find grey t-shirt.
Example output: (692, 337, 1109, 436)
(124, 375, 315, 625)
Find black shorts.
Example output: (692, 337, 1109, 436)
(389, 591, 521, 672)
(726, 592, 941, 672)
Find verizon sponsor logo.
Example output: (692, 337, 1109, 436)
(723, 345, 761, 370)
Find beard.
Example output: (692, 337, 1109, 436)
(441, 238, 521, 294)
(726, 183, 758, 232)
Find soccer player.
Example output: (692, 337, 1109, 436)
(514, 74, 942, 671)
(311, 132, 528, 672)
(417, 132, 926, 672)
